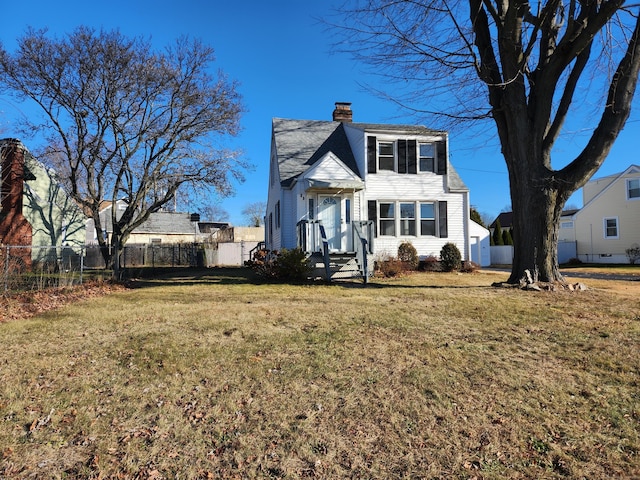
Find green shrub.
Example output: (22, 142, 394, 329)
(248, 248, 311, 281)
(492, 219, 504, 246)
(440, 242, 462, 272)
(275, 247, 312, 280)
(502, 229, 513, 246)
(397, 241, 419, 270)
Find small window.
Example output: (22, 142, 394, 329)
(308, 198, 315, 220)
(275, 201, 281, 229)
(420, 202, 436, 236)
(378, 142, 395, 171)
(560, 221, 574, 228)
(419, 143, 435, 173)
(400, 203, 416, 236)
(627, 178, 640, 200)
(379, 202, 396, 236)
(604, 217, 618, 239)
(345, 198, 351, 224)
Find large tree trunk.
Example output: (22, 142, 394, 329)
(508, 168, 569, 284)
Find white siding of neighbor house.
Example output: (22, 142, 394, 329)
(574, 167, 640, 263)
(582, 174, 617, 204)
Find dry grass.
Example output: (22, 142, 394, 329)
(1, 268, 639, 479)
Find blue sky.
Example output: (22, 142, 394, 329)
(1, 1, 637, 226)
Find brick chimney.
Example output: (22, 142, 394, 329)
(332, 102, 353, 122)
(0, 139, 33, 255)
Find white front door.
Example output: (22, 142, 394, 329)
(318, 195, 341, 251)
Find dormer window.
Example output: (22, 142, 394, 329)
(367, 135, 446, 175)
(419, 143, 435, 173)
(378, 141, 395, 171)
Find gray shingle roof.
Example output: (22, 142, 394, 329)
(272, 118, 468, 192)
(137, 212, 197, 234)
(273, 119, 359, 187)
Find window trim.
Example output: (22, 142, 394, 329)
(378, 201, 396, 236)
(377, 141, 395, 171)
(372, 200, 445, 238)
(419, 201, 436, 236)
(626, 178, 640, 200)
(399, 202, 416, 236)
(418, 142, 435, 173)
(603, 216, 619, 239)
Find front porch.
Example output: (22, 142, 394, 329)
(296, 220, 375, 282)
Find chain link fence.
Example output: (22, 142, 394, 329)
(1, 243, 202, 294)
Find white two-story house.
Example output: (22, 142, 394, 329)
(265, 103, 471, 279)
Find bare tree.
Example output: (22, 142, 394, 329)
(337, 1, 640, 284)
(0, 27, 247, 275)
(200, 203, 230, 223)
(242, 201, 266, 227)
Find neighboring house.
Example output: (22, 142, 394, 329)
(566, 165, 640, 263)
(489, 211, 513, 235)
(0, 138, 85, 266)
(265, 102, 470, 279)
(558, 209, 579, 242)
(86, 203, 202, 245)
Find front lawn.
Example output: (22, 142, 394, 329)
(1, 269, 638, 478)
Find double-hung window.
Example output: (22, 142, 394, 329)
(379, 202, 396, 236)
(604, 217, 619, 239)
(368, 200, 446, 238)
(627, 178, 640, 200)
(420, 202, 436, 236)
(419, 143, 435, 173)
(378, 142, 395, 171)
(400, 203, 416, 236)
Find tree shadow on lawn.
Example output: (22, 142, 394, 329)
(122, 266, 266, 288)
(122, 266, 500, 290)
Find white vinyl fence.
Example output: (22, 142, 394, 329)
(490, 241, 578, 266)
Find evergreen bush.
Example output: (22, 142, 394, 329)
(440, 242, 462, 272)
(397, 241, 419, 270)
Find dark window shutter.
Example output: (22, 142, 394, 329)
(368, 200, 378, 237)
(408, 139, 417, 174)
(398, 139, 407, 173)
(436, 140, 447, 175)
(367, 136, 377, 174)
(438, 201, 448, 238)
